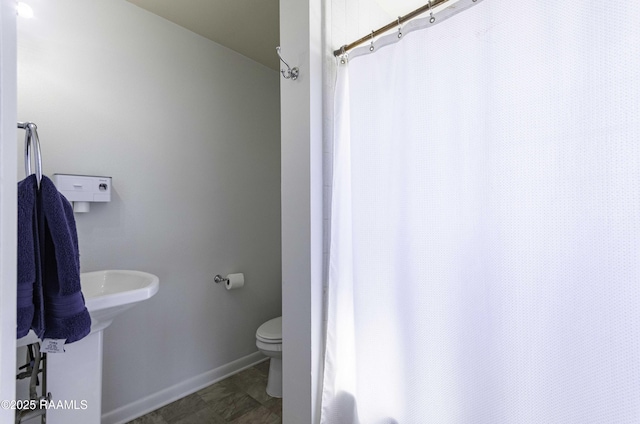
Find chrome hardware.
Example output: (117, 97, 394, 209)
(18, 122, 43, 186)
(276, 46, 299, 80)
(214, 275, 229, 284)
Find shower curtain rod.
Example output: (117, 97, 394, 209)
(333, 0, 455, 57)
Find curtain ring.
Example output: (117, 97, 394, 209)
(429, 0, 436, 23)
(339, 45, 348, 64)
(397, 17, 403, 38)
(369, 30, 375, 51)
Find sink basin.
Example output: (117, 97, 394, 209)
(17, 270, 159, 346)
(82, 270, 159, 332)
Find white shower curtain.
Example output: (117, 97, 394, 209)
(322, 1, 640, 423)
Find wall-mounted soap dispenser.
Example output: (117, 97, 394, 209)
(52, 174, 111, 213)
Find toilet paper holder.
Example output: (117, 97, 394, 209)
(214, 273, 245, 290)
(213, 275, 229, 284)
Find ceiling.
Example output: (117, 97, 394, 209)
(126, 0, 280, 71)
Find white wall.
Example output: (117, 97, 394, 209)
(280, 0, 324, 423)
(0, 0, 17, 421)
(17, 0, 281, 420)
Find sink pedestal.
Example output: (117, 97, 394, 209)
(16, 270, 158, 423)
(46, 330, 103, 423)
(16, 330, 103, 424)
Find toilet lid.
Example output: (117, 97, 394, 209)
(256, 316, 282, 341)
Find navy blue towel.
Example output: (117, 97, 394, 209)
(40, 176, 91, 343)
(16, 175, 43, 338)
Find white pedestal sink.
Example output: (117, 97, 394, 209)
(16, 270, 159, 424)
(80, 270, 160, 332)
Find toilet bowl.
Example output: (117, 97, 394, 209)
(256, 316, 282, 398)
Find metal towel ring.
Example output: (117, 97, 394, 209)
(18, 122, 42, 186)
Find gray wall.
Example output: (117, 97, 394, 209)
(17, 0, 281, 418)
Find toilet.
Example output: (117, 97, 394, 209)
(256, 316, 282, 398)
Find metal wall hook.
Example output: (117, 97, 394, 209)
(276, 46, 299, 80)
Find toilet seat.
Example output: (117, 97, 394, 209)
(256, 316, 282, 344)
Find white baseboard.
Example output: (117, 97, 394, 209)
(101, 351, 267, 424)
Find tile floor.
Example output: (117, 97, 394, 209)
(126, 360, 281, 424)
